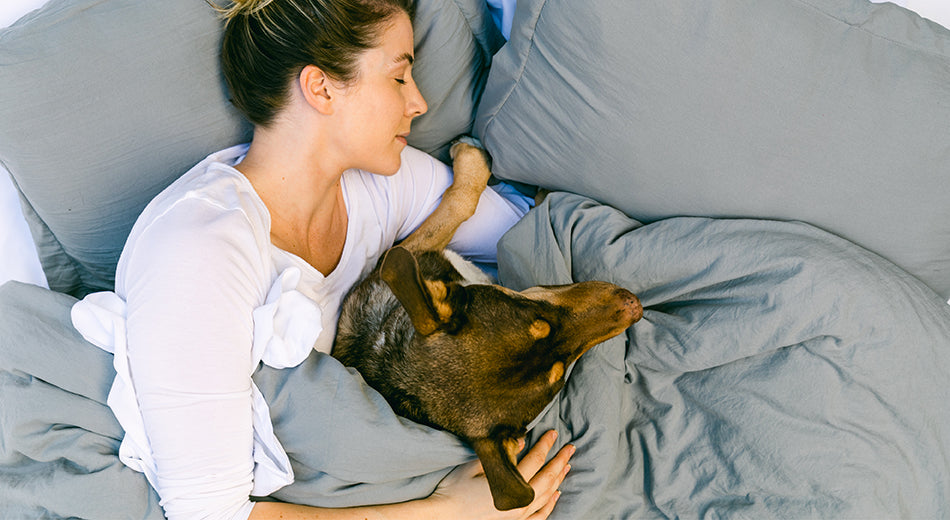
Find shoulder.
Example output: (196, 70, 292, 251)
(395, 145, 452, 188)
(146, 145, 262, 217)
(134, 145, 268, 242)
(348, 146, 452, 203)
(116, 146, 273, 291)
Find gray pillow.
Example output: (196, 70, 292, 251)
(475, 0, 950, 299)
(411, 0, 504, 161)
(0, 0, 503, 298)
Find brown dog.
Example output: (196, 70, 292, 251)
(331, 142, 642, 510)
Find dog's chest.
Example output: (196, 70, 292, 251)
(441, 250, 494, 286)
(334, 279, 406, 356)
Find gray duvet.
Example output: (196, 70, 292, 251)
(2, 193, 949, 519)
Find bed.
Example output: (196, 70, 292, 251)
(1, 0, 949, 518)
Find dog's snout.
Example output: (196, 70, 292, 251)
(522, 282, 642, 324)
(617, 288, 643, 323)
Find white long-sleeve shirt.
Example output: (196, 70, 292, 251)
(71, 144, 531, 520)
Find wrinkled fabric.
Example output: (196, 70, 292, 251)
(70, 266, 322, 498)
(3, 193, 950, 519)
(252, 267, 323, 370)
(497, 193, 950, 519)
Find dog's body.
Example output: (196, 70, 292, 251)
(331, 142, 642, 510)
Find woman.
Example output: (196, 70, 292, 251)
(75, 0, 574, 518)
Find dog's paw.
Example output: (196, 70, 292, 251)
(449, 135, 485, 159)
(449, 138, 493, 191)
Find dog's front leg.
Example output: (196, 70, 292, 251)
(399, 140, 493, 253)
(471, 435, 535, 511)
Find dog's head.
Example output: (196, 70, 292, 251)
(379, 246, 642, 510)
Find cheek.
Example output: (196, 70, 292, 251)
(361, 94, 402, 136)
(381, 87, 409, 119)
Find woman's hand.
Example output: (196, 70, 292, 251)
(430, 430, 575, 520)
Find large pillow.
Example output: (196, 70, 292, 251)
(0, 0, 503, 298)
(475, 0, 950, 299)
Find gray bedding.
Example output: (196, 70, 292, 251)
(2, 193, 949, 518)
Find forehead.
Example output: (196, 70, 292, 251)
(466, 284, 559, 321)
(367, 12, 415, 68)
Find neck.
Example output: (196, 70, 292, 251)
(238, 121, 342, 203)
(236, 123, 350, 275)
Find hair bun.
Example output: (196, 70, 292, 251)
(212, 0, 277, 20)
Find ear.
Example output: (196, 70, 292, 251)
(471, 436, 535, 511)
(380, 246, 448, 336)
(299, 64, 334, 115)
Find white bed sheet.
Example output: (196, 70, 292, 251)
(1, 0, 949, 293)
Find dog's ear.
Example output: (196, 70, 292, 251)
(380, 246, 449, 336)
(471, 436, 535, 511)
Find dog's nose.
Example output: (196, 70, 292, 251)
(616, 288, 643, 323)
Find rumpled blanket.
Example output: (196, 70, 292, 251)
(2, 192, 949, 518)
(69, 266, 321, 499)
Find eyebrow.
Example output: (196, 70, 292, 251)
(393, 52, 414, 66)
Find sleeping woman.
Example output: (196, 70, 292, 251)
(68, 0, 574, 518)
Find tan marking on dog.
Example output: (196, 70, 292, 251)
(549, 361, 565, 385)
(529, 319, 550, 340)
(502, 437, 521, 461)
(424, 280, 453, 321)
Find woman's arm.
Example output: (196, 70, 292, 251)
(249, 431, 573, 520)
(120, 199, 271, 519)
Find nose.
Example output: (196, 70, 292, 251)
(407, 80, 428, 118)
(616, 288, 643, 323)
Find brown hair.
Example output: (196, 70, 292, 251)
(214, 0, 415, 127)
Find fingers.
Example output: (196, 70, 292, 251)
(530, 441, 573, 491)
(517, 430, 559, 479)
(515, 432, 572, 520)
(431, 440, 572, 520)
(526, 490, 561, 520)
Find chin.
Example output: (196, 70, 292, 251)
(362, 140, 406, 176)
(378, 165, 401, 176)
(373, 157, 403, 176)
(377, 144, 406, 176)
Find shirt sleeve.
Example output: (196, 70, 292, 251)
(449, 181, 534, 264)
(120, 198, 269, 520)
(391, 146, 533, 264)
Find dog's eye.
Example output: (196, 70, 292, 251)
(529, 319, 550, 340)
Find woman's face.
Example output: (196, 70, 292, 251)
(332, 12, 428, 175)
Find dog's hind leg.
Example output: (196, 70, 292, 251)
(471, 435, 535, 511)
